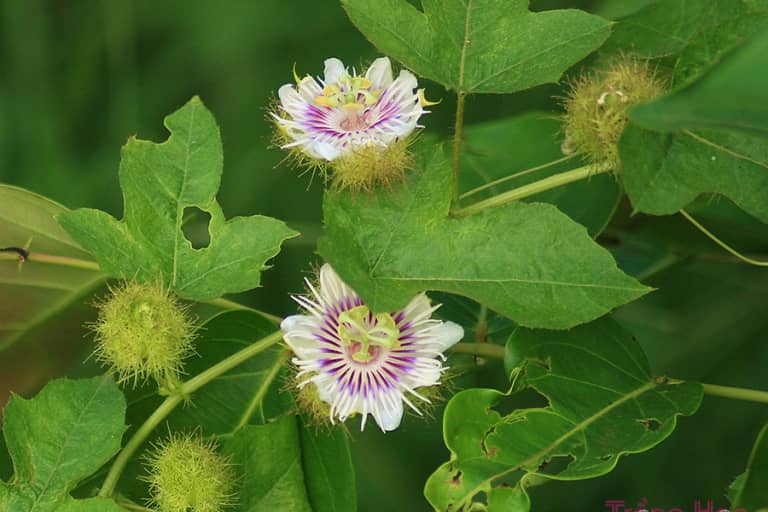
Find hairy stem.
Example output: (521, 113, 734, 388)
(451, 92, 467, 208)
(453, 162, 612, 217)
(450, 341, 505, 359)
(98, 329, 285, 498)
(458, 154, 576, 200)
(680, 209, 768, 267)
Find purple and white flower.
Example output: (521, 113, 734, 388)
(273, 57, 427, 162)
(281, 264, 463, 432)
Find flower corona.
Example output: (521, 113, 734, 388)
(281, 264, 463, 432)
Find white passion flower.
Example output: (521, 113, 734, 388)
(281, 264, 463, 432)
(272, 57, 432, 190)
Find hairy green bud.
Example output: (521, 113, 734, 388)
(91, 281, 196, 388)
(561, 57, 666, 169)
(142, 432, 235, 512)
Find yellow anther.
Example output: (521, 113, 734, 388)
(342, 102, 364, 110)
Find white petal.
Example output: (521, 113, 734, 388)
(365, 57, 393, 88)
(323, 58, 346, 84)
(390, 69, 418, 96)
(374, 394, 404, 432)
(297, 76, 322, 102)
(312, 140, 341, 161)
(319, 263, 358, 307)
(400, 293, 434, 323)
(425, 321, 464, 351)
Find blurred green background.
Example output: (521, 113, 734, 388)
(1, 1, 767, 510)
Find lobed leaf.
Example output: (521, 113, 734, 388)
(57, 97, 298, 301)
(319, 147, 649, 329)
(0, 376, 126, 512)
(341, 0, 611, 94)
(424, 318, 703, 511)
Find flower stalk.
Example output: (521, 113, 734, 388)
(453, 162, 613, 217)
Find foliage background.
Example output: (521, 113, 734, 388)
(0, 0, 766, 510)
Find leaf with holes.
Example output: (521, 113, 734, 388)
(318, 147, 649, 329)
(57, 96, 298, 301)
(341, 0, 611, 94)
(0, 376, 126, 512)
(619, 124, 768, 223)
(424, 318, 702, 511)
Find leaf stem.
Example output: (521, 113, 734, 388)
(0, 250, 101, 271)
(680, 209, 768, 267)
(458, 154, 576, 200)
(451, 91, 467, 208)
(449, 342, 505, 359)
(453, 162, 613, 217)
(97, 329, 285, 498)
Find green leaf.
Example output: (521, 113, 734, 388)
(731, 423, 768, 510)
(341, 0, 611, 94)
(620, 124, 768, 223)
(57, 97, 298, 301)
(0, 376, 126, 512)
(0, 185, 104, 351)
(222, 416, 313, 512)
(459, 113, 621, 237)
(424, 318, 702, 511)
(319, 147, 649, 329)
(299, 421, 357, 512)
(602, 0, 768, 60)
(630, 30, 768, 137)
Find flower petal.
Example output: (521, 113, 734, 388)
(373, 392, 404, 432)
(365, 57, 394, 89)
(323, 58, 346, 84)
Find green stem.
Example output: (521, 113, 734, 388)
(208, 297, 282, 324)
(458, 155, 576, 200)
(454, 162, 612, 217)
(0, 250, 101, 271)
(451, 92, 467, 208)
(680, 209, 768, 267)
(97, 329, 285, 498)
(449, 342, 505, 359)
(700, 383, 768, 404)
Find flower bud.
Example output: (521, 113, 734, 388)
(143, 432, 234, 512)
(91, 281, 195, 388)
(561, 57, 666, 169)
